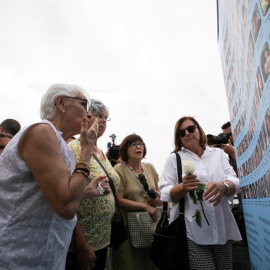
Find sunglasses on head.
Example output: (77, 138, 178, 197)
(177, 125, 198, 137)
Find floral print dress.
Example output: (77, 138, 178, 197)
(68, 139, 120, 250)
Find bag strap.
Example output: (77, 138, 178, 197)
(92, 153, 121, 212)
(175, 152, 185, 214)
(162, 152, 184, 214)
(122, 163, 149, 198)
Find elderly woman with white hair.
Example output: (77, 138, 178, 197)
(68, 99, 120, 270)
(0, 84, 110, 270)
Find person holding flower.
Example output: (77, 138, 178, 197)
(159, 116, 241, 270)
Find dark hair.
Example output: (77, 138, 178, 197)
(174, 116, 206, 152)
(0, 119, 21, 136)
(221, 121, 231, 130)
(119, 134, 147, 162)
(0, 133, 13, 139)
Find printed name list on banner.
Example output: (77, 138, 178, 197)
(217, 0, 270, 269)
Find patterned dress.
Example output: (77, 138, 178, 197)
(68, 140, 120, 250)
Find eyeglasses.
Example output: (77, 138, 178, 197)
(65, 96, 89, 110)
(129, 142, 145, 148)
(178, 125, 198, 137)
(92, 113, 111, 121)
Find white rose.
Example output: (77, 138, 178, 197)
(183, 160, 196, 175)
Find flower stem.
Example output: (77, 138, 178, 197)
(198, 196, 209, 226)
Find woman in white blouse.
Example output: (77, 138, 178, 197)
(159, 116, 241, 270)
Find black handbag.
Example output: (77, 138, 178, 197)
(151, 152, 190, 270)
(65, 251, 79, 270)
(92, 154, 128, 249)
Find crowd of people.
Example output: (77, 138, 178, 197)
(0, 84, 245, 270)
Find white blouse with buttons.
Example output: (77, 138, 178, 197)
(159, 146, 242, 245)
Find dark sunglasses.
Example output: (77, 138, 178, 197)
(178, 125, 198, 137)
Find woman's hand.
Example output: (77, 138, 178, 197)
(76, 242, 96, 270)
(182, 174, 202, 193)
(203, 181, 225, 206)
(79, 116, 99, 162)
(147, 191, 163, 207)
(145, 204, 159, 223)
(83, 175, 111, 198)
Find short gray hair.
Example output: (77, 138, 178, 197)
(89, 99, 109, 115)
(40, 84, 90, 120)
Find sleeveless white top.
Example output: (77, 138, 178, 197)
(0, 120, 77, 269)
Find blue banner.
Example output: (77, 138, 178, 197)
(217, 0, 270, 269)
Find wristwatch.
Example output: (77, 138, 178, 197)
(224, 182, 229, 195)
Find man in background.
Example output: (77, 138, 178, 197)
(0, 119, 21, 136)
(221, 121, 248, 247)
(0, 133, 12, 155)
(221, 121, 236, 167)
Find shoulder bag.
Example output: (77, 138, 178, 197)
(92, 154, 128, 249)
(122, 163, 158, 248)
(151, 152, 190, 270)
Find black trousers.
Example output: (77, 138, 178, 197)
(92, 246, 108, 270)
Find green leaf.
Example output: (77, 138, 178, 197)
(189, 191, 197, 204)
(195, 210, 202, 227)
(196, 184, 206, 193)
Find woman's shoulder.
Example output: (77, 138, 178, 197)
(114, 162, 124, 172)
(142, 162, 156, 170)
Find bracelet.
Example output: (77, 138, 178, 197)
(75, 167, 90, 177)
(76, 161, 90, 172)
(73, 169, 89, 179)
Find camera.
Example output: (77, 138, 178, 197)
(206, 133, 229, 145)
(107, 134, 120, 161)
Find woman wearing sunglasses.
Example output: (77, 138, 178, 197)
(111, 134, 162, 270)
(159, 116, 241, 270)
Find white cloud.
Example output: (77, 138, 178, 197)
(0, 0, 230, 173)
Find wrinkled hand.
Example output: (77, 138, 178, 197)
(145, 204, 159, 223)
(182, 174, 202, 194)
(76, 242, 96, 270)
(79, 116, 99, 161)
(83, 175, 111, 198)
(147, 191, 163, 207)
(203, 181, 225, 206)
(80, 115, 98, 147)
(87, 117, 99, 144)
(220, 139, 236, 159)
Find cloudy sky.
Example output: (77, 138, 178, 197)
(0, 0, 230, 173)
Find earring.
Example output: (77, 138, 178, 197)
(63, 110, 65, 113)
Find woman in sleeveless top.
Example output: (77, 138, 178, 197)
(0, 84, 110, 270)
